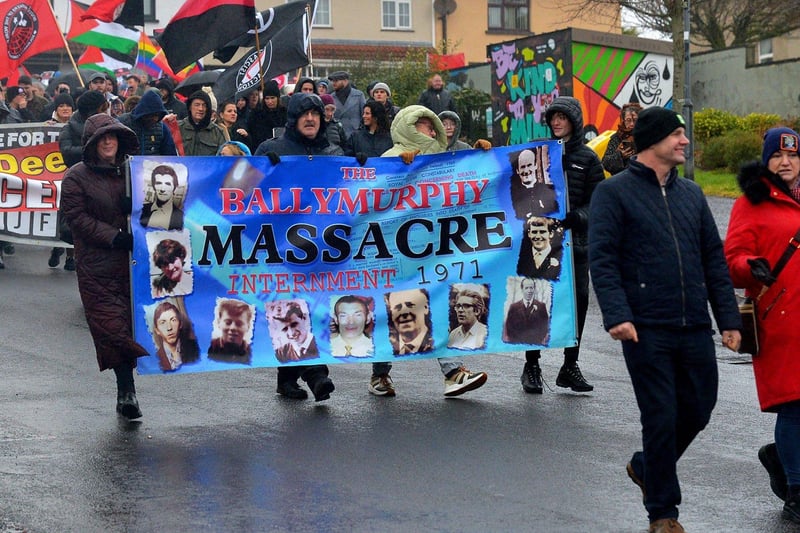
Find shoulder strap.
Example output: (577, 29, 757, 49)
(769, 227, 800, 281)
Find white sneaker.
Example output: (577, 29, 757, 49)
(444, 367, 487, 397)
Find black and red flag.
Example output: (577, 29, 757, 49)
(80, 0, 144, 27)
(213, 1, 315, 63)
(158, 0, 256, 74)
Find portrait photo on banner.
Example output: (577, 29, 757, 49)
(508, 145, 559, 220)
(208, 298, 256, 364)
(139, 160, 189, 230)
(503, 276, 553, 346)
(328, 295, 376, 358)
(447, 283, 490, 351)
(266, 299, 321, 364)
(146, 230, 194, 299)
(143, 297, 201, 373)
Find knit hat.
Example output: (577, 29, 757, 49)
(320, 93, 335, 106)
(5, 86, 24, 102)
(370, 82, 391, 97)
(53, 92, 75, 110)
(317, 79, 330, 91)
(632, 107, 686, 152)
(155, 77, 174, 94)
(762, 127, 800, 166)
(77, 90, 107, 115)
(263, 80, 281, 98)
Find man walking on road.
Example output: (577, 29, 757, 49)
(588, 106, 742, 533)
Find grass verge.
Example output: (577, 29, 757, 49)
(686, 168, 740, 198)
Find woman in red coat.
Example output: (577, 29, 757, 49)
(725, 127, 800, 524)
(61, 114, 149, 420)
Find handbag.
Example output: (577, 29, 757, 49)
(737, 295, 758, 355)
(738, 227, 800, 355)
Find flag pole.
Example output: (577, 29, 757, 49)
(254, 13, 265, 96)
(305, 3, 313, 78)
(49, 0, 86, 87)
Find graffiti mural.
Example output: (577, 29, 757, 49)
(489, 30, 673, 146)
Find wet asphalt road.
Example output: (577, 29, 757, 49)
(1, 196, 799, 533)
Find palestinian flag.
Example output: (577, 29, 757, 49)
(78, 46, 132, 75)
(67, 0, 138, 55)
(158, 0, 256, 73)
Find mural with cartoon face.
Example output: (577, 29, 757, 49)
(634, 60, 667, 106)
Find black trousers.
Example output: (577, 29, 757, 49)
(277, 364, 329, 386)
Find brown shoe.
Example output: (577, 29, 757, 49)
(626, 461, 646, 503)
(648, 518, 685, 533)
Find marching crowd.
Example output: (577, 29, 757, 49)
(3, 67, 800, 533)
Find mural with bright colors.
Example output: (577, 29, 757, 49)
(489, 30, 674, 146)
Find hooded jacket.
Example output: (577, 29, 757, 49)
(382, 105, 447, 157)
(254, 93, 343, 157)
(438, 110, 471, 151)
(178, 90, 227, 156)
(156, 78, 187, 119)
(726, 161, 800, 411)
(544, 96, 605, 247)
(60, 114, 149, 371)
(119, 89, 177, 156)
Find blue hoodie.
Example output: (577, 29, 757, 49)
(119, 89, 177, 156)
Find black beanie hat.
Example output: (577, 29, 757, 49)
(77, 90, 107, 115)
(53, 92, 75, 110)
(262, 80, 281, 98)
(633, 107, 686, 152)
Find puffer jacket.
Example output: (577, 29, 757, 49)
(726, 162, 800, 411)
(545, 96, 605, 247)
(382, 105, 447, 157)
(58, 112, 89, 167)
(60, 114, 149, 371)
(438, 110, 471, 151)
(589, 158, 741, 335)
(118, 89, 177, 156)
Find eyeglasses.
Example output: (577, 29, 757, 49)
(454, 303, 475, 310)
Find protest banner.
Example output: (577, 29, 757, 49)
(130, 141, 577, 374)
(0, 123, 69, 246)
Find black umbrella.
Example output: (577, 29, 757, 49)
(174, 70, 223, 97)
(47, 69, 101, 96)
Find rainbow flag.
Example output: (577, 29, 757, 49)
(135, 31, 172, 79)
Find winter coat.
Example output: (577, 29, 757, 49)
(58, 112, 88, 167)
(382, 105, 447, 157)
(246, 104, 287, 148)
(332, 85, 366, 139)
(118, 89, 177, 156)
(589, 158, 741, 335)
(544, 97, 605, 247)
(177, 90, 227, 156)
(438, 110, 472, 151)
(418, 86, 457, 115)
(60, 114, 149, 371)
(725, 162, 800, 411)
(347, 128, 393, 157)
(255, 92, 344, 157)
(602, 131, 635, 176)
(325, 118, 350, 152)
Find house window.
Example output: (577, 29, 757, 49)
(758, 38, 773, 64)
(313, 0, 331, 27)
(143, 0, 156, 22)
(382, 0, 411, 30)
(488, 0, 528, 31)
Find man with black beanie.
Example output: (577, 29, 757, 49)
(589, 106, 742, 533)
(155, 77, 187, 120)
(246, 80, 286, 148)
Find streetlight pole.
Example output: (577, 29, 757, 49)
(682, 0, 695, 180)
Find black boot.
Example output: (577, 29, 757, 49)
(521, 362, 543, 394)
(556, 362, 593, 392)
(116, 391, 142, 419)
(784, 485, 800, 524)
(759, 443, 788, 501)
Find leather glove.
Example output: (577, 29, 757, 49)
(265, 151, 281, 165)
(120, 196, 132, 215)
(747, 257, 776, 284)
(399, 149, 420, 165)
(473, 139, 492, 150)
(560, 211, 580, 230)
(356, 152, 368, 166)
(112, 231, 133, 251)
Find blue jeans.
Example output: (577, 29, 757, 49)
(623, 326, 718, 522)
(372, 357, 463, 377)
(776, 401, 800, 486)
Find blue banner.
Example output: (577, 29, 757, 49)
(130, 141, 577, 374)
